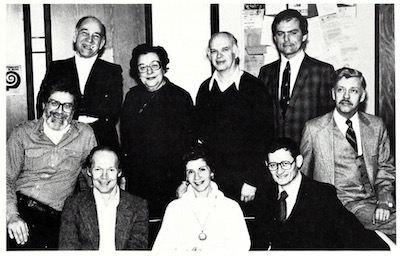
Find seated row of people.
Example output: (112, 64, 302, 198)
(59, 139, 392, 250)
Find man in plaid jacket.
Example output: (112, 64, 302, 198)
(258, 9, 335, 144)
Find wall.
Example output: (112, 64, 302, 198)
(152, 2, 211, 102)
(6, 5, 28, 138)
(50, 4, 146, 99)
(220, 3, 376, 115)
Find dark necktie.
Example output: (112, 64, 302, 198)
(278, 190, 288, 222)
(280, 61, 290, 116)
(345, 119, 358, 153)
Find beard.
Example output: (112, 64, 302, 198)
(44, 110, 71, 131)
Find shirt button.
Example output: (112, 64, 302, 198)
(41, 174, 51, 179)
(105, 94, 109, 98)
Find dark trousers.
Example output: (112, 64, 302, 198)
(7, 193, 61, 250)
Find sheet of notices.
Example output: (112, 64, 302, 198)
(264, 4, 286, 16)
(316, 4, 338, 16)
(244, 54, 265, 77)
(260, 15, 275, 46)
(288, 3, 308, 16)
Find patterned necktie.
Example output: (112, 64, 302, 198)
(280, 61, 290, 116)
(346, 119, 358, 153)
(278, 190, 288, 222)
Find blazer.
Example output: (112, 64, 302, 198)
(252, 174, 389, 250)
(59, 189, 149, 250)
(37, 57, 123, 148)
(258, 54, 335, 144)
(300, 111, 396, 209)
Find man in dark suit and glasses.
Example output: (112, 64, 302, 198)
(252, 137, 389, 250)
(258, 9, 335, 144)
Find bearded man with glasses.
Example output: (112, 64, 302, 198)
(7, 77, 97, 250)
(251, 137, 389, 250)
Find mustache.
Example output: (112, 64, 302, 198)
(49, 111, 69, 120)
(339, 100, 352, 105)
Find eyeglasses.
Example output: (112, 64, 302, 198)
(137, 60, 161, 73)
(267, 160, 295, 171)
(47, 99, 74, 113)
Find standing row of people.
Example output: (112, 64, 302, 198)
(6, 8, 395, 251)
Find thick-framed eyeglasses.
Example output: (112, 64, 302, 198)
(137, 60, 161, 73)
(268, 160, 295, 171)
(47, 99, 74, 113)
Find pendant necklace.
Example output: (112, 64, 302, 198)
(138, 80, 166, 114)
(193, 194, 217, 241)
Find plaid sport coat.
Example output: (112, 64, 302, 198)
(258, 54, 335, 144)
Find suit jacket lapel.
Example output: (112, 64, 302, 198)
(358, 112, 375, 185)
(286, 55, 310, 113)
(115, 192, 131, 250)
(315, 112, 335, 184)
(272, 60, 281, 102)
(80, 191, 100, 248)
(71, 57, 82, 96)
(83, 57, 99, 96)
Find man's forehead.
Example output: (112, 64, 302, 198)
(277, 18, 301, 29)
(49, 91, 74, 102)
(78, 18, 102, 32)
(336, 77, 363, 88)
(269, 148, 292, 157)
(210, 35, 232, 48)
(92, 150, 119, 165)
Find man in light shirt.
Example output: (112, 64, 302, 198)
(258, 9, 335, 145)
(252, 137, 389, 250)
(7, 77, 97, 249)
(37, 16, 123, 149)
(59, 146, 149, 250)
(300, 67, 396, 241)
(194, 31, 274, 209)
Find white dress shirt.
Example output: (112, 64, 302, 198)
(74, 53, 97, 94)
(208, 67, 244, 92)
(278, 171, 302, 219)
(278, 50, 305, 100)
(93, 186, 120, 251)
(333, 109, 363, 156)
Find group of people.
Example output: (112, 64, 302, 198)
(6, 9, 395, 251)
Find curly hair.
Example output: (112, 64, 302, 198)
(129, 44, 170, 81)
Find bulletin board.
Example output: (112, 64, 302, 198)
(241, 4, 370, 74)
(238, 3, 376, 114)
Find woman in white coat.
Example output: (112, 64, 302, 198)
(152, 146, 250, 251)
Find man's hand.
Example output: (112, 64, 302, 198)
(373, 207, 391, 224)
(7, 215, 29, 245)
(176, 181, 189, 198)
(240, 183, 257, 202)
(119, 176, 127, 190)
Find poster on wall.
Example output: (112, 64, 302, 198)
(6, 65, 22, 95)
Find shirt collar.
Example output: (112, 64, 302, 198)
(208, 67, 243, 92)
(333, 109, 360, 128)
(280, 49, 305, 70)
(278, 171, 302, 199)
(93, 186, 120, 208)
(74, 53, 98, 67)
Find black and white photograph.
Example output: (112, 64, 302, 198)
(2, 0, 397, 254)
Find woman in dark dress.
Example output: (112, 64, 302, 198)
(120, 44, 194, 245)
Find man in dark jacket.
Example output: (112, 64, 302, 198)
(37, 16, 123, 149)
(252, 137, 389, 250)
